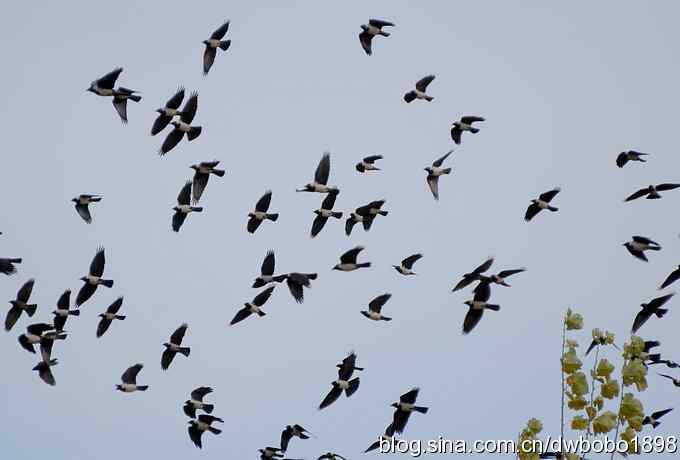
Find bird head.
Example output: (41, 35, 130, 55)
(464, 300, 473, 307)
(115, 384, 124, 391)
(355, 163, 364, 172)
(79, 276, 88, 282)
(155, 108, 164, 114)
(390, 402, 399, 409)
(71, 197, 79, 203)
(171, 120, 180, 128)
(424, 167, 432, 173)
(98, 313, 106, 319)
(360, 24, 369, 32)
(332, 264, 341, 271)
(163, 342, 171, 349)
(296, 184, 313, 192)
(202, 40, 210, 45)
(313, 209, 321, 216)
(248, 212, 255, 218)
(86, 86, 95, 93)
(173, 206, 181, 212)
(9, 300, 18, 307)
(190, 164, 199, 171)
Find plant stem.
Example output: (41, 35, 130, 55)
(586, 345, 600, 439)
(560, 318, 567, 448)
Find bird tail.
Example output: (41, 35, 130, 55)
(219, 40, 231, 51)
(69, 309, 80, 316)
(266, 213, 279, 221)
(9, 258, 22, 263)
(252, 278, 266, 288)
(380, 31, 390, 37)
(332, 211, 343, 219)
(378, 210, 388, 216)
(638, 158, 647, 163)
(425, 95, 434, 102)
(442, 168, 452, 174)
(203, 404, 214, 414)
(548, 206, 558, 212)
(299, 433, 310, 439)
(413, 406, 429, 414)
(647, 191, 661, 199)
(647, 353, 661, 362)
(381, 316, 392, 321)
(101, 279, 114, 288)
(648, 246, 661, 251)
(357, 262, 372, 269)
(305, 273, 318, 280)
(191, 207, 204, 212)
(25, 304, 38, 317)
(187, 126, 202, 141)
(485, 304, 501, 311)
(115, 315, 126, 320)
(469, 127, 480, 134)
(346, 377, 360, 397)
(212, 169, 226, 177)
(656, 308, 668, 318)
(137, 385, 149, 391)
(652, 421, 661, 428)
(128, 95, 142, 103)
(209, 426, 222, 435)
(91, 196, 103, 202)
(178, 347, 191, 357)
(54, 333, 68, 340)
(256, 310, 266, 317)
(272, 274, 288, 283)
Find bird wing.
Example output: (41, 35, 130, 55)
(112, 97, 128, 123)
(310, 215, 327, 238)
(496, 268, 525, 278)
(191, 386, 213, 401)
(648, 293, 674, 310)
(631, 309, 653, 334)
(230, 307, 253, 326)
(170, 323, 188, 345)
(5, 306, 22, 331)
(53, 314, 66, 333)
(318, 385, 343, 410)
(97, 67, 123, 89)
(247, 216, 262, 234)
(191, 172, 209, 204)
(359, 31, 373, 55)
(539, 188, 560, 202)
(432, 150, 453, 167)
(369, 19, 395, 27)
(656, 183, 680, 191)
(203, 46, 217, 76)
(188, 425, 203, 449)
(253, 286, 276, 306)
(255, 190, 273, 212)
(463, 308, 484, 334)
(166, 87, 185, 109)
(177, 181, 192, 206)
(315, 153, 331, 185)
(391, 408, 411, 434)
(652, 408, 673, 419)
(402, 254, 422, 269)
(75, 203, 92, 223)
(121, 363, 143, 384)
(280, 427, 293, 452)
(210, 21, 230, 39)
(151, 113, 172, 136)
(75, 283, 96, 306)
(450, 126, 462, 144)
(36, 362, 56, 386)
(261, 250, 276, 276)
(159, 128, 184, 156)
(96, 318, 112, 337)
(363, 155, 383, 163)
(403, 91, 417, 103)
(426, 175, 440, 200)
(180, 92, 198, 123)
(400, 387, 420, 403)
(660, 268, 680, 289)
(321, 191, 337, 210)
(473, 257, 494, 274)
(460, 116, 485, 124)
(340, 246, 363, 264)
(625, 188, 649, 202)
(57, 290, 71, 309)
(16, 279, 35, 303)
(27, 322, 54, 335)
(369, 294, 391, 313)
(345, 217, 357, 236)
(415, 75, 435, 92)
(473, 281, 491, 301)
(161, 349, 176, 370)
(452, 275, 475, 292)
(106, 296, 123, 314)
(524, 203, 541, 221)
(172, 211, 188, 232)
(90, 247, 106, 277)
(616, 152, 628, 168)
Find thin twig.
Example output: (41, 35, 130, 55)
(586, 345, 600, 439)
(560, 317, 567, 449)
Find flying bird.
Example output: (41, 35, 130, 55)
(18, 323, 57, 354)
(188, 414, 223, 448)
(623, 236, 661, 262)
(632, 293, 674, 334)
(96, 296, 126, 338)
(253, 250, 278, 288)
(280, 424, 314, 452)
(184, 386, 215, 418)
(203, 21, 231, 75)
(333, 246, 371, 271)
(52, 290, 79, 332)
(259, 447, 284, 459)
(311, 191, 343, 238)
(72, 195, 102, 224)
(116, 363, 148, 393)
(393, 254, 423, 276)
(450, 116, 485, 145)
(425, 150, 453, 200)
(462, 282, 500, 334)
(87, 67, 141, 123)
(191, 161, 225, 203)
(273, 272, 318, 304)
(659, 266, 680, 290)
(297, 152, 338, 193)
(642, 408, 673, 428)
(657, 374, 680, 387)
(151, 87, 185, 135)
(348, 200, 389, 234)
(476, 268, 526, 288)
(248, 190, 279, 233)
(525, 188, 560, 222)
(5, 278, 37, 331)
(318, 453, 348, 460)
(319, 352, 362, 410)
(390, 388, 429, 434)
(230, 286, 276, 325)
(364, 426, 396, 453)
(585, 332, 621, 356)
(162, 323, 191, 370)
(33, 359, 58, 386)
(404, 75, 435, 103)
(159, 92, 202, 155)
(616, 150, 649, 168)
(172, 181, 203, 232)
(625, 183, 680, 202)
(360, 293, 392, 321)
(356, 155, 383, 173)
(359, 19, 394, 55)
(0, 258, 22, 275)
(452, 257, 494, 292)
(76, 246, 113, 306)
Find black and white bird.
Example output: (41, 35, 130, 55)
(390, 388, 429, 433)
(452, 257, 494, 292)
(450, 116, 485, 145)
(632, 293, 674, 334)
(188, 415, 223, 448)
(393, 254, 423, 276)
(659, 266, 680, 290)
(642, 408, 673, 428)
(159, 92, 202, 155)
(356, 155, 383, 173)
(0, 257, 22, 275)
(248, 190, 279, 233)
(319, 352, 362, 410)
(161, 323, 190, 370)
(273, 272, 318, 304)
(253, 250, 278, 288)
(623, 236, 661, 262)
(359, 19, 394, 55)
(18, 323, 62, 354)
(5, 278, 37, 331)
(318, 452, 348, 460)
(72, 195, 102, 224)
(87, 67, 141, 123)
(477, 268, 526, 288)
(616, 150, 649, 168)
(333, 246, 371, 271)
(462, 282, 500, 334)
(259, 447, 284, 459)
(311, 191, 343, 238)
(297, 152, 338, 193)
(76, 246, 113, 306)
(625, 183, 680, 202)
(230, 286, 276, 325)
(33, 358, 58, 386)
(151, 87, 185, 135)
(525, 188, 560, 222)
(191, 161, 225, 204)
(360, 293, 392, 321)
(425, 150, 453, 200)
(404, 75, 435, 103)
(184, 386, 215, 418)
(172, 181, 203, 232)
(52, 289, 79, 332)
(96, 296, 125, 338)
(203, 21, 231, 75)
(657, 374, 680, 388)
(116, 363, 148, 393)
(347, 200, 389, 234)
(280, 424, 314, 452)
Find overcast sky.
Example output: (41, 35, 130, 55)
(2, 1, 680, 459)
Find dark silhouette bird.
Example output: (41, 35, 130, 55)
(96, 296, 125, 338)
(616, 150, 649, 168)
(657, 374, 680, 387)
(333, 246, 371, 271)
(525, 188, 560, 222)
(359, 19, 394, 55)
(319, 352, 362, 410)
(280, 424, 314, 452)
(311, 191, 343, 237)
(111, 88, 141, 124)
(72, 195, 102, 224)
(585, 333, 621, 356)
(356, 155, 383, 173)
(625, 183, 680, 202)
(248, 190, 279, 234)
(191, 161, 225, 203)
(33, 359, 58, 386)
(477, 268, 526, 288)
(159, 92, 201, 155)
(404, 75, 435, 103)
(653, 359, 679, 369)
(364, 426, 396, 453)
(38, 326, 67, 363)
(394, 254, 423, 276)
(76, 247, 113, 306)
(450, 116, 485, 145)
(623, 236, 661, 262)
(253, 250, 280, 288)
(462, 282, 500, 334)
(184, 386, 215, 418)
(87, 67, 141, 123)
(390, 388, 429, 434)
(259, 447, 284, 459)
(345, 200, 386, 236)
(0, 258, 22, 275)
(297, 152, 338, 193)
(230, 286, 276, 325)
(659, 266, 680, 290)
(632, 293, 674, 333)
(151, 87, 185, 135)
(188, 415, 223, 449)
(642, 408, 673, 428)
(172, 181, 203, 232)
(5, 278, 37, 331)
(452, 257, 494, 292)
(203, 21, 231, 75)
(18, 323, 57, 354)
(425, 150, 453, 200)
(360, 293, 392, 321)
(318, 452, 347, 460)
(52, 289, 79, 332)
(273, 272, 318, 304)
(162, 323, 190, 370)
(116, 363, 148, 393)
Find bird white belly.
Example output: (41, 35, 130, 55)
(87, 275, 100, 284)
(252, 211, 267, 219)
(179, 205, 193, 213)
(337, 380, 349, 389)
